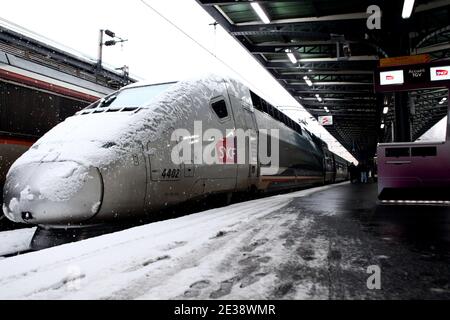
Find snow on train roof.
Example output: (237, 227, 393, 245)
(10, 74, 241, 171)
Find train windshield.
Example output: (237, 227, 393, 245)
(87, 82, 175, 110)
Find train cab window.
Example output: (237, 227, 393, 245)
(211, 99, 229, 119)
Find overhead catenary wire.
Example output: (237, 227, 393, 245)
(139, 0, 261, 96)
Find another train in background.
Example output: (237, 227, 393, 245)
(0, 21, 134, 227)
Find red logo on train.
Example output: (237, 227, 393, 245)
(216, 136, 236, 164)
(436, 69, 448, 77)
(386, 75, 394, 80)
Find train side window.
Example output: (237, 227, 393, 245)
(261, 101, 269, 113)
(268, 105, 275, 117)
(385, 147, 410, 157)
(210, 98, 229, 120)
(411, 146, 437, 157)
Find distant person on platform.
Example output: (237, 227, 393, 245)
(360, 163, 368, 183)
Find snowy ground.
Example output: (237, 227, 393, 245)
(0, 183, 346, 300)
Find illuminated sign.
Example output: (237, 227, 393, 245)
(318, 116, 333, 126)
(376, 62, 450, 93)
(380, 70, 404, 85)
(430, 66, 450, 81)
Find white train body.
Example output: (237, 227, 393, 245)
(2, 74, 347, 227)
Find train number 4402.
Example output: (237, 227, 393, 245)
(161, 168, 180, 179)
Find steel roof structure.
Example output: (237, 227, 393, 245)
(0, 22, 135, 90)
(197, 0, 450, 161)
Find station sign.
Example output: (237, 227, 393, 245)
(379, 70, 404, 85)
(318, 116, 333, 126)
(405, 66, 429, 84)
(375, 59, 450, 92)
(430, 66, 450, 81)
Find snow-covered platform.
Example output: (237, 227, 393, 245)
(0, 182, 449, 299)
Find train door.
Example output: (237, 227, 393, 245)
(332, 154, 337, 183)
(242, 103, 259, 183)
(200, 95, 238, 193)
(324, 150, 334, 183)
(227, 93, 259, 191)
(146, 129, 184, 209)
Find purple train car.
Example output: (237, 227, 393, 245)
(377, 135, 450, 202)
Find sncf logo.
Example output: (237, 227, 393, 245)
(386, 75, 394, 80)
(436, 69, 449, 77)
(216, 136, 236, 164)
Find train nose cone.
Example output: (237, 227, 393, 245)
(2, 161, 103, 225)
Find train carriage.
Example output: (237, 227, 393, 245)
(3, 74, 349, 227)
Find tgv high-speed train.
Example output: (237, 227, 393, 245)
(2, 74, 349, 227)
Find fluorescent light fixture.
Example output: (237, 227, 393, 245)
(402, 0, 415, 19)
(250, 2, 270, 24)
(383, 106, 389, 114)
(443, 97, 448, 101)
(380, 123, 385, 129)
(315, 94, 322, 102)
(439, 100, 445, 105)
(286, 52, 297, 64)
(303, 76, 313, 86)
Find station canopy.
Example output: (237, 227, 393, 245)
(197, 0, 450, 161)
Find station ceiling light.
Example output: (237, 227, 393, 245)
(402, 0, 415, 19)
(250, 2, 270, 24)
(285, 49, 297, 64)
(383, 106, 389, 114)
(380, 123, 385, 129)
(438, 97, 447, 105)
(315, 94, 323, 102)
(303, 75, 313, 87)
